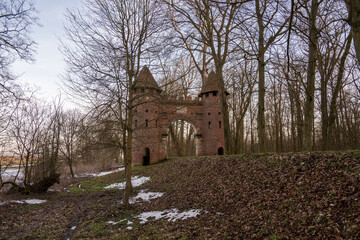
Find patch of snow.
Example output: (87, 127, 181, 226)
(129, 190, 164, 204)
(71, 226, 76, 230)
(48, 189, 61, 192)
(73, 167, 124, 178)
(107, 221, 118, 225)
(107, 209, 201, 230)
(106, 219, 127, 225)
(136, 208, 201, 224)
(92, 167, 124, 177)
(1, 167, 24, 183)
(104, 176, 150, 189)
(0, 199, 47, 206)
(22, 199, 47, 204)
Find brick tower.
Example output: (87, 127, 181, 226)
(199, 71, 227, 155)
(132, 67, 227, 166)
(132, 66, 162, 165)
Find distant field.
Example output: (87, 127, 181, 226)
(0, 156, 21, 165)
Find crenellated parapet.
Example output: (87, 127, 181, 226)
(160, 95, 203, 106)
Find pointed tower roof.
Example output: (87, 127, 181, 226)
(199, 71, 229, 96)
(134, 66, 161, 91)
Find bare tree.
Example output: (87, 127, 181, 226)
(251, 0, 291, 152)
(315, 5, 353, 150)
(60, 110, 83, 178)
(0, 0, 37, 137)
(227, 59, 256, 154)
(6, 100, 46, 189)
(296, 0, 321, 151)
(62, 0, 164, 206)
(36, 99, 63, 178)
(165, 0, 249, 154)
(0, 0, 38, 95)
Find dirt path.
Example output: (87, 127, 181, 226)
(64, 192, 90, 240)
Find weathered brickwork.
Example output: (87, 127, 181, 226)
(132, 66, 227, 165)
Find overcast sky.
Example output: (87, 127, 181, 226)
(12, 0, 79, 108)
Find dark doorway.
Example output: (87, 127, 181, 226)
(218, 147, 224, 155)
(143, 147, 150, 166)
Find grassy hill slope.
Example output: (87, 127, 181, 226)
(1, 152, 359, 239)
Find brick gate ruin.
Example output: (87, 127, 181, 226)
(132, 66, 228, 165)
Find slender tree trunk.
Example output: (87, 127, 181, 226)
(68, 157, 75, 178)
(278, 82, 284, 152)
(296, 92, 303, 151)
(287, 77, 297, 152)
(123, 77, 134, 207)
(256, 0, 267, 152)
(169, 124, 182, 156)
(320, 73, 328, 150)
(274, 84, 279, 152)
(180, 120, 184, 156)
(239, 119, 245, 154)
(302, 0, 319, 151)
(250, 101, 255, 153)
(346, 0, 360, 64)
(290, 100, 296, 151)
(327, 32, 353, 149)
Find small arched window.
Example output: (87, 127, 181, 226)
(208, 121, 211, 129)
(219, 121, 221, 129)
(146, 119, 148, 127)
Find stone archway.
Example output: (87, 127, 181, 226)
(163, 118, 200, 158)
(132, 66, 226, 166)
(159, 113, 203, 160)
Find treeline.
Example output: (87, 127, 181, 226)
(1, 0, 360, 201)
(59, 0, 359, 157)
(0, 95, 122, 189)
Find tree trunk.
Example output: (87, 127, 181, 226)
(327, 32, 353, 149)
(320, 73, 328, 150)
(256, 0, 267, 153)
(68, 157, 75, 178)
(302, 0, 319, 151)
(123, 78, 134, 207)
(346, 0, 360, 64)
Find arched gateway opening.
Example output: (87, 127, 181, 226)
(143, 147, 150, 166)
(165, 120, 199, 158)
(218, 147, 224, 155)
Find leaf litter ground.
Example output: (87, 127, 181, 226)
(0, 152, 359, 239)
